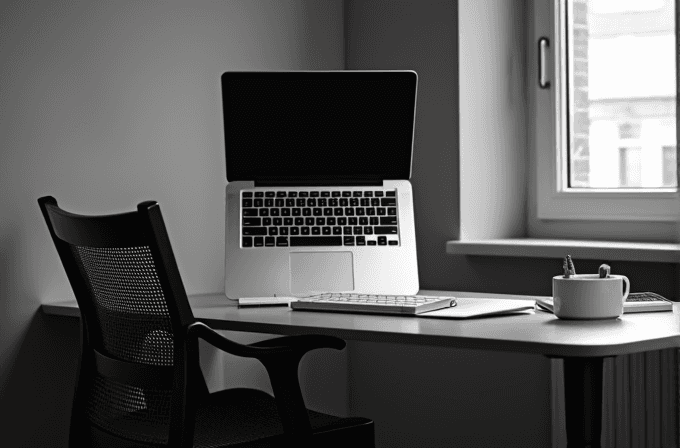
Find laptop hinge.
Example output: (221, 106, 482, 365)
(254, 177, 383, 187)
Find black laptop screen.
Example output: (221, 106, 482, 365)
(222, 71, 417, 182)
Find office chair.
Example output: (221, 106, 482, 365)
(38, 196, 374, 447)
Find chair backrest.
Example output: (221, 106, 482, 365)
(38, 196, 208, 447)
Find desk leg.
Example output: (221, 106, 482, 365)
(562, 357, 604, 448)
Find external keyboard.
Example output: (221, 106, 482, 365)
(241, 189, 400, 248)
(290, 293, 456, 315)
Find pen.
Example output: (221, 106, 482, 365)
(563, 255, 576, 278)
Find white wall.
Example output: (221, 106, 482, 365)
(0, 1, 345, 446)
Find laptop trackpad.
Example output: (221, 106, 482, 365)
(289, 252, 354, 294)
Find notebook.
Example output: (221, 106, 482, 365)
(419, 298, 535, 319)
(221, 70, 420, 300)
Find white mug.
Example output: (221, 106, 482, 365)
(552, 274, 630, 320)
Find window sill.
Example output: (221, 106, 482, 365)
(446, 238, 680, 263)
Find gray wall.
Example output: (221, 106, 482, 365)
(0, 1, 344, 446)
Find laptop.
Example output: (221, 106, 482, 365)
(221, 70, 419, 300)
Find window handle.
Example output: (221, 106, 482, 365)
(538, 37, 550, 89)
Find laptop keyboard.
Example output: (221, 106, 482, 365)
(241, 189, 399, 248)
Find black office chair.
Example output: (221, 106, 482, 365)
(38, 196, 374, 447)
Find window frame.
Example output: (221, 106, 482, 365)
(533, 0, 679, 223)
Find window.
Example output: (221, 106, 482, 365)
(533, 0, 678, 223)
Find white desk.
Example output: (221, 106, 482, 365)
(43, 290, 680, 447)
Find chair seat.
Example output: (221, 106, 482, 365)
(192, 388, 372, 448)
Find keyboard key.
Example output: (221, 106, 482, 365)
(307, 198, 316, 207)
(370, 217, 379, 225)
(243, 218, 261, 226)
(353, 226, 363, 235)
(338, 217, 347, 225)
(295, 217, 304, 225)
(263, 217, 272, 226)
(345, 208, 354, 216)
(333, 226, 342, 235)
(290, 227, 300, 235)
(378, 236, 387, 245)
(288, 191, 297, 197)
(284, 218, 293, 226)
(290, 236, 342, 246)
(303, 208, 312, 216)
(371, 198, 380, 206)
(388, 240, 398, 246)
(273, 218, 282, 226)
(334, 208, 344, 216)
(265, 192, 275, 198)
(243, 208, 258, 216)
(321, 191, 331, 197)
(329, 198, 338, 207)
(242, 237, 252, 247)
(242, 192, 253, 197)
(374, 191, 384, 197)
(350, 198, 359, 207)
(344, 236, 355, 245)
(306, 217, 315, 226)
(286, 199, 295, 207)
(296, 199, 306, 207)
(360, 198, 370, 206)
(316, 217, 325, 226)
(386, 191, 396, 197)
(276, 237, 288, 246)
(276, 191, 286, 197)
(281, 208, 291, 216)
(377, 208, 386, 216)
(312, 227, 321, 235)
(380, 216, 397, 225)
(310, 191, 320, 197)
(259, 208, 269, 217)
(255, 192, 264, 197)
(324, 208, 333, 216)
(359, 217, 368, 225)
(388, 208, 397, 216)
(326, 217, 336, 225)
(312, 208, 322, 216)
(374, 226, 398, 235)
(367, 240, 377, 246)
(340, 198, 349, 206)
(292, 208, 301, 216)
(356, 208, 365, 216)
(381, 198, 396, 206)
(242, 199, 252, 207)
(364, 191, 373, 197)
(254, 237, 264, 247)
(270, 208, 280, 216)
(301, 227, 310, 235)
(275, 199, 284, 207)
(280, 227, 288, 235)
(265, 237, 275, 246)
(254, 199, 263, 207)
(243, 227, 267, 236)
(268, 227, 278, 236)
(353, 191, 362, 197)
(366, 208, 375, 215)
(332, 191, 341, 197)
(348, 217, 358, 225)
(342, 191, 352, 197)
(265, 199, 274, 207)
(356, 236, 366, 245)
(299, 191, 309, 197)
(322, 226, 331, 235)
(318, 198, 327, 207)
(364, 227, 373, 235)
(343, 226, 352, 235)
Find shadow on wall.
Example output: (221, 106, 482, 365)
(0, 311, 80, 447)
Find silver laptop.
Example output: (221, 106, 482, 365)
(221, 70, 419, 300)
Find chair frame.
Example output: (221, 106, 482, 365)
(39, 196, 365, 447)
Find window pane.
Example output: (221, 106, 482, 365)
(567, 0, 677, 189)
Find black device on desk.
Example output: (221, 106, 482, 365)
(536, 292, 673, 314)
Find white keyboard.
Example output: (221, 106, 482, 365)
(290, 293, 457, 315)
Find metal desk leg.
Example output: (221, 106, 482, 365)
(562, 357, 605, 448)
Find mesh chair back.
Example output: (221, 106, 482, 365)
(38, 197, 204, 447)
